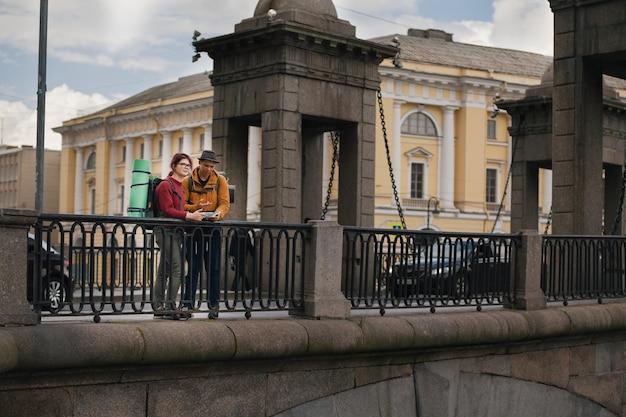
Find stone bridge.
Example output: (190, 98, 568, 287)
(1, 302, 626, 416)
(1, 208, 626, 416)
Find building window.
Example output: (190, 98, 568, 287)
(85, 151, 96, 170)
(487, 119, 497, 139)
(410, 163, 424, 199)
(402, 112, 437, 137)
(140, 143, 145, 160)
(121, 145, 126, 163)
(178, 136, 183, 152)
(158, 140, 163, 157)
(486, 168, 498, 203)
(199, 133, 205, 150)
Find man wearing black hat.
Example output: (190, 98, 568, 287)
(181, 150, 230, 318)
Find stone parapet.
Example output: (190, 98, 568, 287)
(1, 303, 626, 373)
(2, 303, 626, 415)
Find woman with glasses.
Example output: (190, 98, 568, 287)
(152, 152, 204, 317)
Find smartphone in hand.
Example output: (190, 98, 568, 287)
(203, 211, 219, 220)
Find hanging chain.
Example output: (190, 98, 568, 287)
(377, 88, 407, 229)
(609, 154, 626, 235)
(321, 131, 340, 220)
(544, 206, 552, 235)
(490, 115, 524, 233)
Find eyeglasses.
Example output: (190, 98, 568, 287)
(178, 163, 191, 168)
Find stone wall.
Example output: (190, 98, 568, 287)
(1, 303, 626, 416)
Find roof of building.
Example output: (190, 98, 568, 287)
(101, 72, 213, 111)
(370, 29, 553, 79)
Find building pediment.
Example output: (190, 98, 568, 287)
(406, 147, 432, 159)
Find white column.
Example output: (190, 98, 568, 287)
(182, 128, 193, 156)
(543, 169, 553, 215)
(123, 137, 136, 215)
(440, 106, 458, 209)
(108, 142, 117, 215)
(74, 147, 84, 214)
(248, 126, 262, 219)
(203, 124, 213, 151)
(144, 135, 153, 163)
(161, 131, 172, 178)
(392, 100, 404, 204)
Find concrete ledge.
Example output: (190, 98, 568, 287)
(2, 303, 626, 373)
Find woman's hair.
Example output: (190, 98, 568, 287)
(169, 152, 192, 170)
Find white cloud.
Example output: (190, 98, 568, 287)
(0, 0, 555, 151)
(0, 84, 114, 150)
(490, 0, 553, 55)
(117, 56, 171, 73)
(0, 99, 34, 147)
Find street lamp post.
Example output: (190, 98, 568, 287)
(426, 197, 439, 229)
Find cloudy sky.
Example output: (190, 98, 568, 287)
(0, 0, 553, 150)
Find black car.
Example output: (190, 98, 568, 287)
(27, 233, 73, 312)
(386, 239, 511, 299)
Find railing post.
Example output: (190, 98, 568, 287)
(511, 229, 547, 310)
(0, 209, 39, 326)
(292, 220, 351, 319)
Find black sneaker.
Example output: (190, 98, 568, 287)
(208, 310, 219, 320)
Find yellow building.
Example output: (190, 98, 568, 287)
(371, 29, 551, 232)
(54, 29, 553, 232)
(54, 74, 214, 216)
(0, 145, 60, 212)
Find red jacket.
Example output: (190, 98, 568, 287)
(154, 176, 186, 220)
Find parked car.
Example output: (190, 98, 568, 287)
(26, 233, 73, 312)
(386, 239, 511, 299)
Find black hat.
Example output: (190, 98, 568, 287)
(198, 150, 220, 163)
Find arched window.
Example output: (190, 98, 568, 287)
(85, 151, 96, 170)
(401, 112, 437, 137)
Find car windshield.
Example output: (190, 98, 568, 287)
(28, 234, 60, 255)
(422, 240, 471, 259)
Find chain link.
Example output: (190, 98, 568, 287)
(544, 206, 552, 235)
(490, 116, 524, 233)
(321, 131, 339, 220)
(377, 88, 407, 230)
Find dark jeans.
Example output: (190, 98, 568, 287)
(184, 226, 221, 309)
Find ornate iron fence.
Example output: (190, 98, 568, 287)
(31, 214, 307, 321)
(542, 235, 626, 304)
(29, 214, 626, 321)
(342, 227, 519, 313)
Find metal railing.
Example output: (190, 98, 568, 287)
(31, 214, 307, 321)
(342, 227, 519, 313)
(542, 235, 626, 304)
(28, 214, 626, 321)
